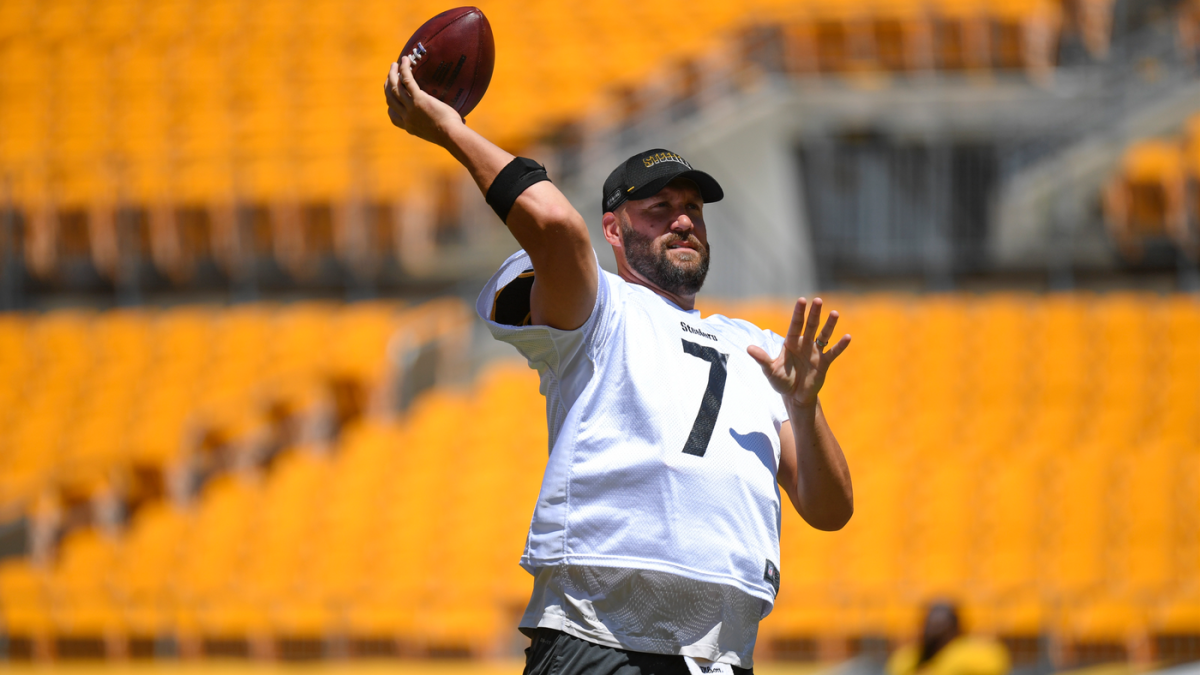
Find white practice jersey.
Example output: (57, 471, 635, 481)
(520, 565, 768, 666)
(476, 249, 790, 610)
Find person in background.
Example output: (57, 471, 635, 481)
(887, 602, 1010, 675)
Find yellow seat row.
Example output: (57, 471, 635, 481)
(0, 361, 547, 651)
(0, 299, 468, 517)
(0, 0, 1102, 217)
(2, 292, 1197, 659)
(725, 294, 1200, 646)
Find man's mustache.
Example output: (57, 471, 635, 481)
(661, 233, 705, 252)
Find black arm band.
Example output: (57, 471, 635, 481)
(485, 157, 551, 223)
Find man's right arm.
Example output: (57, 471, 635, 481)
(386, 59, 597, 331)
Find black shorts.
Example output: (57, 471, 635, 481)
(522, 628, 754, 675)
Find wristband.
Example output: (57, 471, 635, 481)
(486, 157, 551, 223)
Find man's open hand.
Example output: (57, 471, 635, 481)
(747, 298, 851, 410)
(385, 57, 463, 146)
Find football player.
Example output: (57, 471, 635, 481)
(387, 56, 852, 675)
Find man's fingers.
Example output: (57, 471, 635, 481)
(785, 298, 807, 347)
(399, 55, 422, 98)
(746, 344, 773, 369)
(387, 105, 406, 130)
(385, 83, 408, 112)
(386, 63, 409, 110)
(825, 335, 852, 362)
(816, 310, 839, 348)
(802, 297, 823, 344)
(391, 62, 416, 109)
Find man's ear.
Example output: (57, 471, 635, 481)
(602, 212, 622, 248)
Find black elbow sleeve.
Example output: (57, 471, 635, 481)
(486, 157, 551, 223)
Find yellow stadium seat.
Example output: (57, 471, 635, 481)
(929, 0, 992, 72)
(175, 475, 260, 607)
(990, 0, 1061, 77)
(50, 528, 123, 636)
(1044, 444, 1109, 602)
(0, 559, 53, 636)
(838, 453, 908, 608)
(975, 454, 1041, 600)
(114, 502, 188, 637)
(1105, 140, 1189, 259)
(1116, 444, 1176, 599)
(907, 453, 975, 601)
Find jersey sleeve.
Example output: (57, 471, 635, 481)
(475, 249, 619, 379)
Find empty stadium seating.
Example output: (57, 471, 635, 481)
(0, 298, 469, 525)
(0, 0, 1128, 287)
(0, 360, 543, 658)
(700, 294, 1200, 661)
(3, 0, 1199, 667)
(763, 0, 1063, 78)
(1, 293, 1198, 663)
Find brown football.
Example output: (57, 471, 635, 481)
(399, 7, 495, 118)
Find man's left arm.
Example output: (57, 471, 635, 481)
(748, 298, 853, 531)
(776, 401, 852, 531)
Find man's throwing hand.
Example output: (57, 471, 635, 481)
(385, 57, 463, 145)
(747, 298, 851, 410)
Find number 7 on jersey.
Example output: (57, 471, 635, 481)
(681, 340, 728, 457)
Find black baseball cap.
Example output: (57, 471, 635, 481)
(602, 149, 724, 214)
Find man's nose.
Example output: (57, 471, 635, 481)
(671, 213, 694, 232)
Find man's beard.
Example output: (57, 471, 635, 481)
(619, 217, 711, 296)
